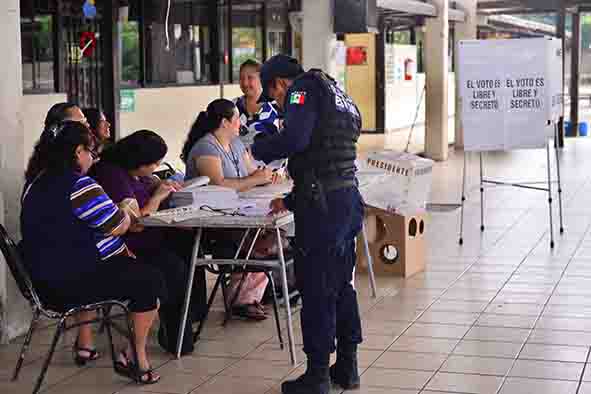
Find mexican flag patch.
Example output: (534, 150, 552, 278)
(289, 91, 306, 105)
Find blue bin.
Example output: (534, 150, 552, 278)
(580, 122, 588, 137)
(565, 121, 574, 136)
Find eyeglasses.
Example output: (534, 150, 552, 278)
(199, 205, 245, 217)
(86, 147, 99, 160)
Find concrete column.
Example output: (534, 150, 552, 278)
(301, 0, 336, 72)
(571, 11, 581, 134)
(0, 0, 26, 343)
(556, 9, 566, 148)
(424, 0, 449, 161)
(453, 0, 478, 150)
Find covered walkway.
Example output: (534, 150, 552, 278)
(3, 138, 591, 394)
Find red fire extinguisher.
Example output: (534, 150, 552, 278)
(404, 58, 415, 81)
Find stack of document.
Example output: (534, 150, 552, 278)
(171, 184, 244, 209)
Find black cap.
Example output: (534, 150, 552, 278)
(259, 54, 304, 103)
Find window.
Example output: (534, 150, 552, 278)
(121, 0, 291, 87)
(266, 3, 289, 58)
(121, 20, 140, 85)
(21, 13, 55, 92)
(231, 3, 263, 81)
(143, 0, 213, 85)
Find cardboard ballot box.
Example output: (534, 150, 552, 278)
(357, 205, 426, 278)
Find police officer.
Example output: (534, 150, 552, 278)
(251, 55, 364, 394)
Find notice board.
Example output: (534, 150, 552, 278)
(458, 38, 563, 151)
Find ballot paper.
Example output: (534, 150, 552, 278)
(238, 182, 293, 200)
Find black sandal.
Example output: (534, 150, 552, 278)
(232, 304, 268, 321)
(72, 339, 100, 366)
(114, 351, 161, 385)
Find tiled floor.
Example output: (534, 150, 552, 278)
(5, 139, 591, 393)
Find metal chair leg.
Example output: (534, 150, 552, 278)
(265, 271, 284, 350)
(32, 317, 65, 394)
(223, 270, 248, 326)
(194, 273, 224, 342)
(101, 306, 118, 370)
(123, 308, 140, 376)
(97, 305, 113, 334)
(12, 310, 40, 381)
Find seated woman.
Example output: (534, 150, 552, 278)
(82, 107, 111, 153)
(21, 121, 163, 384)
(181, 99, 278, 320)
(44, 102, 90, 129)
(91, 130, 205, 355)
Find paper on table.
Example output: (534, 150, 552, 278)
(145, 205, 222, 224)
(237, 198, 272, 216)
(238, 182, 293, 199)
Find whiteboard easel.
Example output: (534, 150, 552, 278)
(458, 122, 564, 249)
(456, 38, 565, 249)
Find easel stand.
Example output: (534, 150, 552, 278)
(458, 123, 565, 249)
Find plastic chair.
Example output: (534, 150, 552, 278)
(0, 224, 138, 394)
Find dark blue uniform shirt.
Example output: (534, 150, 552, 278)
(251, 77, 321, 164)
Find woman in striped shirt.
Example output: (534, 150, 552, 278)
(21, 121, 164, 384)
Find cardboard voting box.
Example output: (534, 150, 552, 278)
(358, 151, 434, 212)
(357, 206, 426, 278)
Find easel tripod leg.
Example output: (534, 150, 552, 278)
(546, 141, 555, 249)
(459, 151, 467, 245)
(554, 123, 565, 234)
(479, 152, 485, 232)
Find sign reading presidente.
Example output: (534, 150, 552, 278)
(458, 38, 563, 151)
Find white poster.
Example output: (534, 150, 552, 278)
(458, 38, 563, 152)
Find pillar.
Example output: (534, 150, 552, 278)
(301, 0, 335, 72)
(556, 9, 566, 148)
(425, 0, 449, 161)
(0, 0, 26, 343)
(453, 0, 478, 150)
(571, 11, 581, 135)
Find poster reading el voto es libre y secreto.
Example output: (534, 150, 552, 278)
(458, 38, 563, 152)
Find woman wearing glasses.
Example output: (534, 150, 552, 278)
(90, 130, 206, 356)
(82, 107, 111, 153)
(181, 99, 281, 321)
(21, 121, 163, 384)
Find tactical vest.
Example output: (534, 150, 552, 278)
(288, 70, 361, 190)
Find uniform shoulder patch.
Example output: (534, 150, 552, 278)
(289, 91, 307, 105)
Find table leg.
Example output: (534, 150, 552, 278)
(276, 227, 297, 365)
(176, 228, 203, 359)
(361, 222, 377, 298)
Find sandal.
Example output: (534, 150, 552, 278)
(252, 301, 268, 315)
(72, 339, 100, 366)
(232, 304, 268, 321)
(114, 350, 161, 385)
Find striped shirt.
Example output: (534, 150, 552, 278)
(71, 176, 128, 260)
(235, 96, 281, 147)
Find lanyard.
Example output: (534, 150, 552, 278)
(213, 135, 241, 177)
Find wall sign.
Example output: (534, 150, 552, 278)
(120, 90, 136, 113)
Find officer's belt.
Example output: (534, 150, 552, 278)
(296, 178, 357, 193)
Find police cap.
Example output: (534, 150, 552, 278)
(259, 54, 304, 103)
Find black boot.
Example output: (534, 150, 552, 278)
(281, 358, 330, 394)
(329, 344, 360, 390)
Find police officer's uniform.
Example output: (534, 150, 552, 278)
(251, 55, 364, 394)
